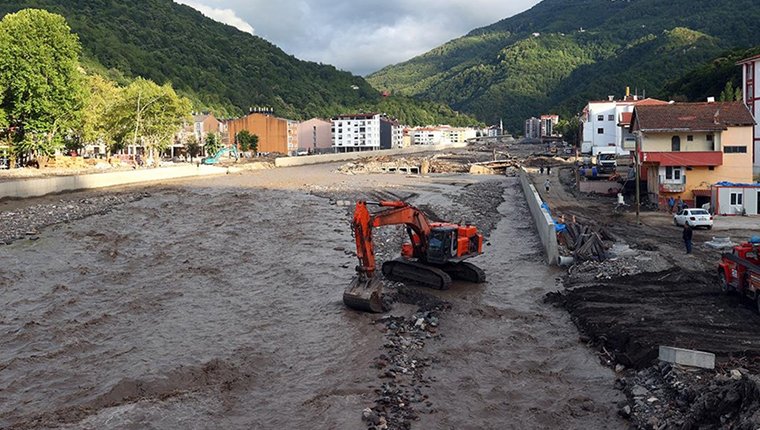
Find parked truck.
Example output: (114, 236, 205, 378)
(718, 237, 760, 312)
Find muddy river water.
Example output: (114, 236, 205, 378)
(0, 165, 623, 429)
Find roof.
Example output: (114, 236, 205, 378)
(632, 102, 755, 133)
(618, 112, 633, 127)
(634, 98, 669, 106)
(737, 53, 760, 65)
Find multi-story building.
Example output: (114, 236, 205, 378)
(540, 115, 559, 138)
(412, 127, 444, 145)
(409, 126, 477, 145)
(630, 101, 755, 209)
(331, 113, 401, 152)
(524, 117, 541, 139)
(738, 54, 760, 175)
(297, 118, 333, 154)
(581, 93, 667, 155)
(227, 112, 289, 154)
(192, 113, 221, 142)
(287, 120, 300, 156)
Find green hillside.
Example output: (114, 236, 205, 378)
(368, 0, 760, 131)
(0, 0, 480, 126)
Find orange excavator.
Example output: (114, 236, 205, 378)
(343, 200, 486, 312)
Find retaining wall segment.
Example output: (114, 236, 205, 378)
(0, 165, 228, 200)
(274, 142, 469, 168)
(518, 168, 559, 265)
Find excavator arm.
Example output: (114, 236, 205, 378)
(352, 201, 432, 278)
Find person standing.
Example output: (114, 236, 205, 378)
(667, 196, 675, 214)
(539, 166, 544, 175)
(677, 196, 684, 212)
(547, 165, 552, 175)
(544, 178, 551, 192)
(682, 223, 693, 254)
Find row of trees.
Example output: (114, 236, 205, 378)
(0, 9, 192, 164)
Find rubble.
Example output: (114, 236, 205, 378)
(0, 192, 150, 245)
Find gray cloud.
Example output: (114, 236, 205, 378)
(175, 0, 540, 75)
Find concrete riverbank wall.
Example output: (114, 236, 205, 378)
(518, 168, 559, 265)
(0, 165, 228, 200)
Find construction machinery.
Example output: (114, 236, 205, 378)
(343, 200, 486, 312)
(718, 237, 760, 312)
(201, 146, 239, 165)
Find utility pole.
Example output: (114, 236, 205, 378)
(634, 131, 641, 225)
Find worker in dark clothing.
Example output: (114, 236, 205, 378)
(682, 223, 693, 254)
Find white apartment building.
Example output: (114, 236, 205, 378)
(581, 94, 667, 155)
(739, 54, 760, 175)
(525, 117, 541, 139)
(411, 126, 477, 145)
(332, 113, 401, 152)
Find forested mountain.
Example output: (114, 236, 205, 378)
(0, 0, 480, 126)
(368, 0, 760, 132)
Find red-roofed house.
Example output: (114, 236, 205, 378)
(630, 101, 755, 208)
(738, 54, 760, 175)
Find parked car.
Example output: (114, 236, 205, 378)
(674, 208, 713, 229)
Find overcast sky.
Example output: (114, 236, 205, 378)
(174, 0, 540, 76)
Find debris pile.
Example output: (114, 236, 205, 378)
(559, 222, 615, 261)
(616, 361, 760, 429)
(362, 293, 450, 430)
(0, 192, 150, 245)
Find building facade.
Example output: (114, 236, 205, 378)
(227, 112, 289, 155)
(540, 115, 559, 138)
(331, 113, 401, 152)
(631, 101, 755, 209)
(297, 118, 333, 154)
(582, 96, 667, 155)
(738, 54, 760, 175)
(524, 117, 541, 139)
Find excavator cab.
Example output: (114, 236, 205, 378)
(427, 227, 458, 264)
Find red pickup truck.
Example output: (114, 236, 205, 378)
(718, 239, 760, 312)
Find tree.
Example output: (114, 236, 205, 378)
(185, 135, 200, 162)
(79, 74, 120, 152)
(105, 78, 191, 159)
(719, 81, 742, 102)
(236, 130, 258, 154)
(204, 132, 221, 156)
(0, 9, 86, 159)
(556, 117, 581, 147)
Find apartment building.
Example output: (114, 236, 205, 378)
(297, 118, 333, 154)
(524, 117, 541, 139)
(331, 113, 401, 152)
(540, 115, 559, 138)
(738, 54, 760, 175)
(581, 94, 667, 155)
(227, 112, 288, 154)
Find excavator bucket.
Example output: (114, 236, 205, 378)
(343, 276, 384, 313)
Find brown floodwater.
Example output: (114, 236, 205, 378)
(0, 168, 622, 429)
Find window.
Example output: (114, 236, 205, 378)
(708, 166, 715, 171)
(687, 135, 693, 141)
(706, 134, 714, 142)
(597, 128, 604, 134)
(665, 166, 682, 180)
(597, 115, 604, 121)
(730, 192, 743, 206)
(724, 146, 748, 153)
(608, 114, 614, 121)
(671, 136, 681, 152)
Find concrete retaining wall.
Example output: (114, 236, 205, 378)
(0, 165, 228, 200)
(274, 142, 469, 168)
(518, 168, 559, 265)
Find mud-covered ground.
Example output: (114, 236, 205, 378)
(528, 164, 760, 429)
(1, 163, 623, 429)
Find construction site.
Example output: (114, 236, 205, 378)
(1, 142, 759, 429)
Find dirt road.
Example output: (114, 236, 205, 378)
(1, 163, 622, 428)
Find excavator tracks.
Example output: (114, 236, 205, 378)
(440, 261, 487, 283)
(382, 259, 453, 290)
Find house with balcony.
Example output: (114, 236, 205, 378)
(630, 101, 755, 209)
(331, 113, 401, 152)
